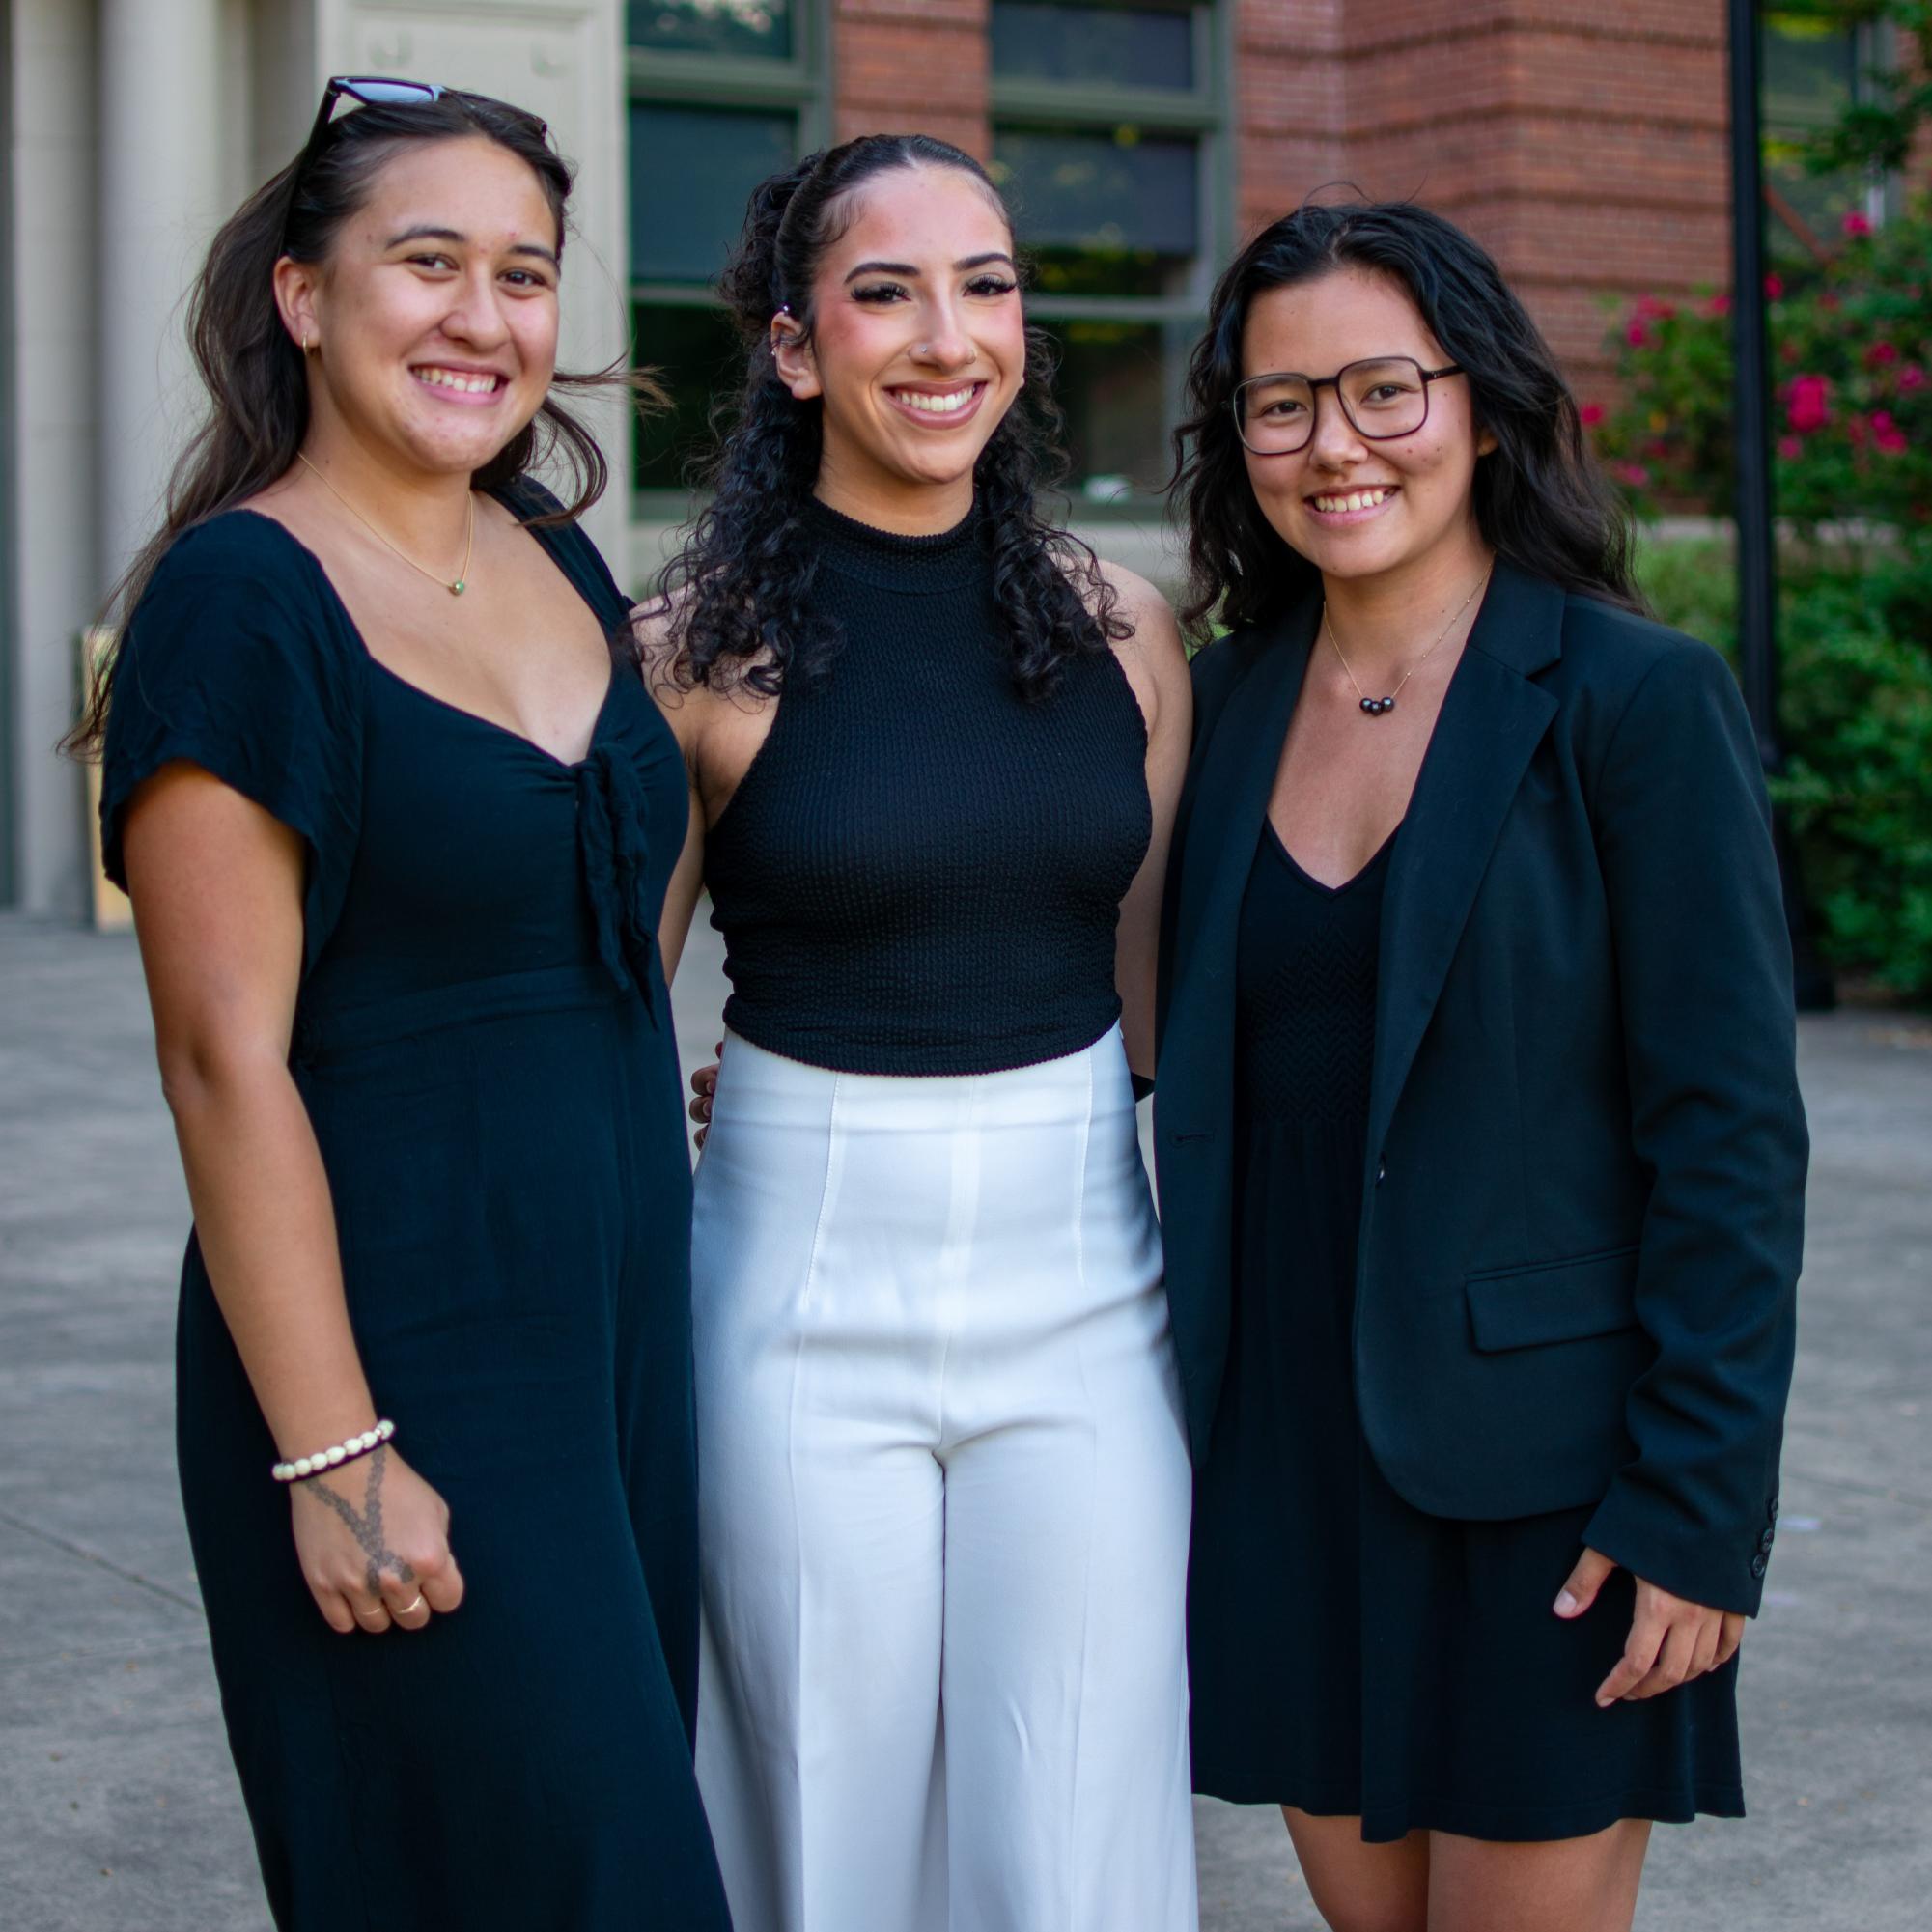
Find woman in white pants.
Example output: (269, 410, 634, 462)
(645, 134, 1197, 1930)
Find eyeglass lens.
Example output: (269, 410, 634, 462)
(1238, 358, 1433, 452)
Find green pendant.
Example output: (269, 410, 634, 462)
(449, 579, 465, 596)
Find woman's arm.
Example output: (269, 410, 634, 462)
(633, 602, 709, 985)
(1553, 635, 1806, 1699)
(1104, 566, 1193, 1085)
(658, 773, 707, 985)
(123, 763, 462, 1636)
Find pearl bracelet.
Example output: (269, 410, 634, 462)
(272, 1418, 394, 1484)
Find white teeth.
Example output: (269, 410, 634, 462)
(418, 368, 500, 394)
(895, 387, 974, 415)
(1314, 487, 1392, 513)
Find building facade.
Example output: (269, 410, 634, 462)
(0, 0, 1892, 913)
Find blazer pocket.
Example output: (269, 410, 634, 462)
(1465, 1245, 1641, 1352)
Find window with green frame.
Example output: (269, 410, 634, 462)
(1761, 11, 1889, 263)
(989, 0, 1224, 506)
(628, 3, 828, 499)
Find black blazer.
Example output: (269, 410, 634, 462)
(1154, 561, 1806, 1617)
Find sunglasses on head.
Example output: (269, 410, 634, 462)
(285, 75, 550, 228)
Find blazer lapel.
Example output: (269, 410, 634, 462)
(1159, 604, 1316, 1131)
(1365, 565, 1565, 1166)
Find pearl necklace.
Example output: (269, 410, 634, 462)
(1324, 566, 1493, 717)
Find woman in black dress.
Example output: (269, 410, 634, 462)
(1156, 204, 1806, 1929)
(72, 80, 730, 1929)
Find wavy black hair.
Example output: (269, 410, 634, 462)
(1171, 198, 1644, 639)
(67, 86, 654, 756)
(650, 132, 1126, 701)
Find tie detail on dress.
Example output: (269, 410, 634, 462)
(575, 746, 660, 1022)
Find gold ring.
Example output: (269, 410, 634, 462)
(396, 1595, 425, 1616)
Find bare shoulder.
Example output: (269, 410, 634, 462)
(1096, 558, 1184, 663)
(629, 590, 782, 794)
(1093, 556, 1188, 724)
(628, 592, 714, 757)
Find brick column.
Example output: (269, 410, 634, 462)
(1235, 1, 1346, 240)
(1407, 1, 1731, 391)
(833, 0, 991, 161)
(1233, 0, 1731, 390)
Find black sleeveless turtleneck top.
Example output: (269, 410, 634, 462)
(704, 498, 1151, 1077)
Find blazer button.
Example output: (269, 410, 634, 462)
(1750, 1553, 1768, 1579)
(1759, 1526, 1776, 1553)
(1768, 1498, 1779, 1524)
(1376, 1161, 1386, 1186)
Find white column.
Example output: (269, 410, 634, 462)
(98, 0, 229, 586)
(9, 0, 100, 911)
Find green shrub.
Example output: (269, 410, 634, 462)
(1638, 534, 1932, 997)
(1599, 0, 1932, 996)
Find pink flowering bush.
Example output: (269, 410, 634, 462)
(1589, 201, 1932, 528)
(1598, 200, 1932, 998)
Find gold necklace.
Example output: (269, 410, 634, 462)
(295, 452, 475, 595)
(1324, 566, 1492, 718)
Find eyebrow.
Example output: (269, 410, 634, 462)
(842, 251, 1017, 284)
(384, 224, 560, 266)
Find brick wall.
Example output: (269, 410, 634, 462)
(828, 2, 1928, 395)
(833, 0, 991, 159)
(1234, 0, 1732, 391)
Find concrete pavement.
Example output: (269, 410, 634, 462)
(2, 908, 1927, 1929)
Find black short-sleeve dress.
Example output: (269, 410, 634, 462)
(100, 489, 732, 1930)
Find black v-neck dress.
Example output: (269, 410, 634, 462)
(1186, 816, 1744, 1842)
(99, 488, 732, 1929)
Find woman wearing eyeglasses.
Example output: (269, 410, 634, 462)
(70, 82, 730, 1928)
(1157, 203, 1806, 1931)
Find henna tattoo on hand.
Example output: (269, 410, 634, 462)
(299, 1445, 419, 1598)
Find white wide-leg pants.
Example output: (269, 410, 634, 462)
(692, 1026, 1197, 1932)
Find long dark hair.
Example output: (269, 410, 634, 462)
(650, 132, 1126, 702)
(67, 87, 653, 756)
(1172, 198, 1644, 639)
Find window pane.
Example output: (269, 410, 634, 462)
(634, 303, 745, 491)
(993, 126, 1198, 259)
(628, 0, 792, 59)
(1047, 320, 1171, 497)
(1763, 144, 1869, 261)
(1760, 14, 1866, 260)
(1761, 13, 1857, 130)
(630, 104, 796, 283)
(991, 1, 1194, 92)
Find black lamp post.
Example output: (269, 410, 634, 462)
(1727, 0, 1779, 763)
(1726, 0, 1834, 1009)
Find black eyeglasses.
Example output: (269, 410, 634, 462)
(284, 76, 550, 236)
(1232, 357, 1466, 455)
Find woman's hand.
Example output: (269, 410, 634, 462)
(290, 1444, 464, 1635)
(689, 1041, 723, 1149)
(1554, 1547, 1744, 1706)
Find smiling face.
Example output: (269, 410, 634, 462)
(1238, 265, 1493, 587)
(774, 164, 1026, 518)
(277, 134, 561, 478)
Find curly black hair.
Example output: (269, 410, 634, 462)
(1171, 198, 1645, 641)
(650, 132, 1127, 702)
